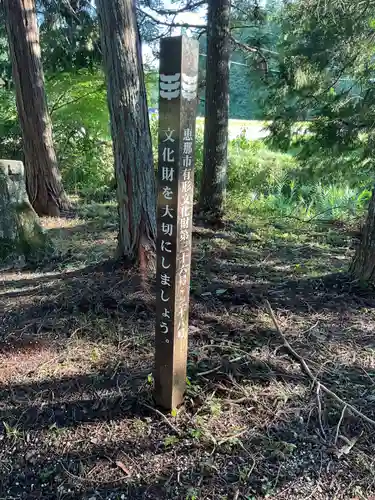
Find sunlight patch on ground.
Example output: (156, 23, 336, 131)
(40, 216, 84, 230)
(0, 344, 59, 384)
(1, 207, 374, 499)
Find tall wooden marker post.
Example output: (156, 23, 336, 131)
(154, 36, 199, 410)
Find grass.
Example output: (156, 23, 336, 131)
(0, 119, 373, 498)
(1, 199, 375, 499)
(61, 117, 371, 228)
(168, 121, 370, 225)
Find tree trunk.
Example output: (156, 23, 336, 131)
(199, 0, 231, 219)
(0, 159, 53, 266)
(96, 0, 156, 264)
(349, 188, 375, 283)
(3, 0, 70, 217)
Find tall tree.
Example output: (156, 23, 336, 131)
(264, 0, 375, 283)
(350, 190, 375, 283)
(38, 0, 101, 73)
(96, 0, 156, 264)
(3, 0, 70, 216)
(199, 0, 231, 219)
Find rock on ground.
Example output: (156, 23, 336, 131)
(0, 159, 52, 266)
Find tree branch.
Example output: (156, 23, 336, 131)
(141, 403, 182, 436)
(230, 2, 252, 17)
(230, 25, 261, 30)
(230, 36, 268, 73)
(138, 8, 206, 29)
(141, 0, 206, 16)
(50, 84, 105, 115)
(61, 0, 81, 23)
(266, 301, 375, 428)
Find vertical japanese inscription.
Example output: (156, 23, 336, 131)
(154, 36, 199, 410)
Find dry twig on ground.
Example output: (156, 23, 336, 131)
(266, 300, 375, 428)
(141, 402, 182, 437)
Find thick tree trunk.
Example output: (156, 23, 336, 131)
(3, 0, 70, 217)
(349, 188, 375, 283)
(0, 160, 52, 265)
(96, 0, 156, 264)
(199, 0, 231, 219)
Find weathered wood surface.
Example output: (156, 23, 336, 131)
(154, 36, 199, 410)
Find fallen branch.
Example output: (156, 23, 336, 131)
(197, 355, 244, 377)
(335, 405, 347, 445)
(316, 382, 327, 439)
(141, 402, 182, 437)
(266, 300, 375, 428)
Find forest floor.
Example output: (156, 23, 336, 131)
(1, 203, 375, 500)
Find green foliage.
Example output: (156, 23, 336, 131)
(221, 130, 370, 223)
(229, 63, 265, 120)
(163, 435, 180, 447)
(0, 70, 112, 193)
(228, 136, 293, 195)
(227, 0, 282, 119)
(265, 0, 375, 157)
(244, 183, 370, 222)
(0, 66, 161, 200)
(155, 120, 370, 223)
(39, 0, 101, 73)
(0, 12, 12, 85)
(0, 0, 161, 202)
(192, 122, 205, 190)
(247, 0, 375, 225)
(0, 89, 21, 159)
(145, 70, 159, 108)
(198, 10, 277, 121)
(50, 67, 158, 196)
(1, 0, 371, 224)
(3, 421, 22, 441)
(48, 70, 114, 196)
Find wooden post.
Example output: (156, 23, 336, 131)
(154, 35, 199, 410)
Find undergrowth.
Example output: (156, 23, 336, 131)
(225, 132, 370, 224)
(86, 119, 372, 223)
(0, 84, 371, 223)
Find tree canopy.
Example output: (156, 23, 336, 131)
(266, 0, 375, 158)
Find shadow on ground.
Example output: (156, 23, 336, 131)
(1, 218, 375, 499)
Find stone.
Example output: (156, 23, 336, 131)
(0, 159, 53, 265)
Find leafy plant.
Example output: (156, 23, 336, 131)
(164, 435, 180, 447)
(3, 421, 22, 441)
(186, 488, 199, 500)
(189, 427, 203, 440)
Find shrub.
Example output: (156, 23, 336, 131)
(54, 125, 114, 195)
(0, 89, 22, 160)
(0, 77, 371, 224)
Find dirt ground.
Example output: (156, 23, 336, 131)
(1, 204, 375, 500)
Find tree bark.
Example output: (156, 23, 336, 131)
(96, 0, 156, 264)
(3, 0, 70, 217)
(349, 188, 375, 283)
(199, 0, 231, 219)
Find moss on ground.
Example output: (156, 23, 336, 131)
(1, 200, 53, 265)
